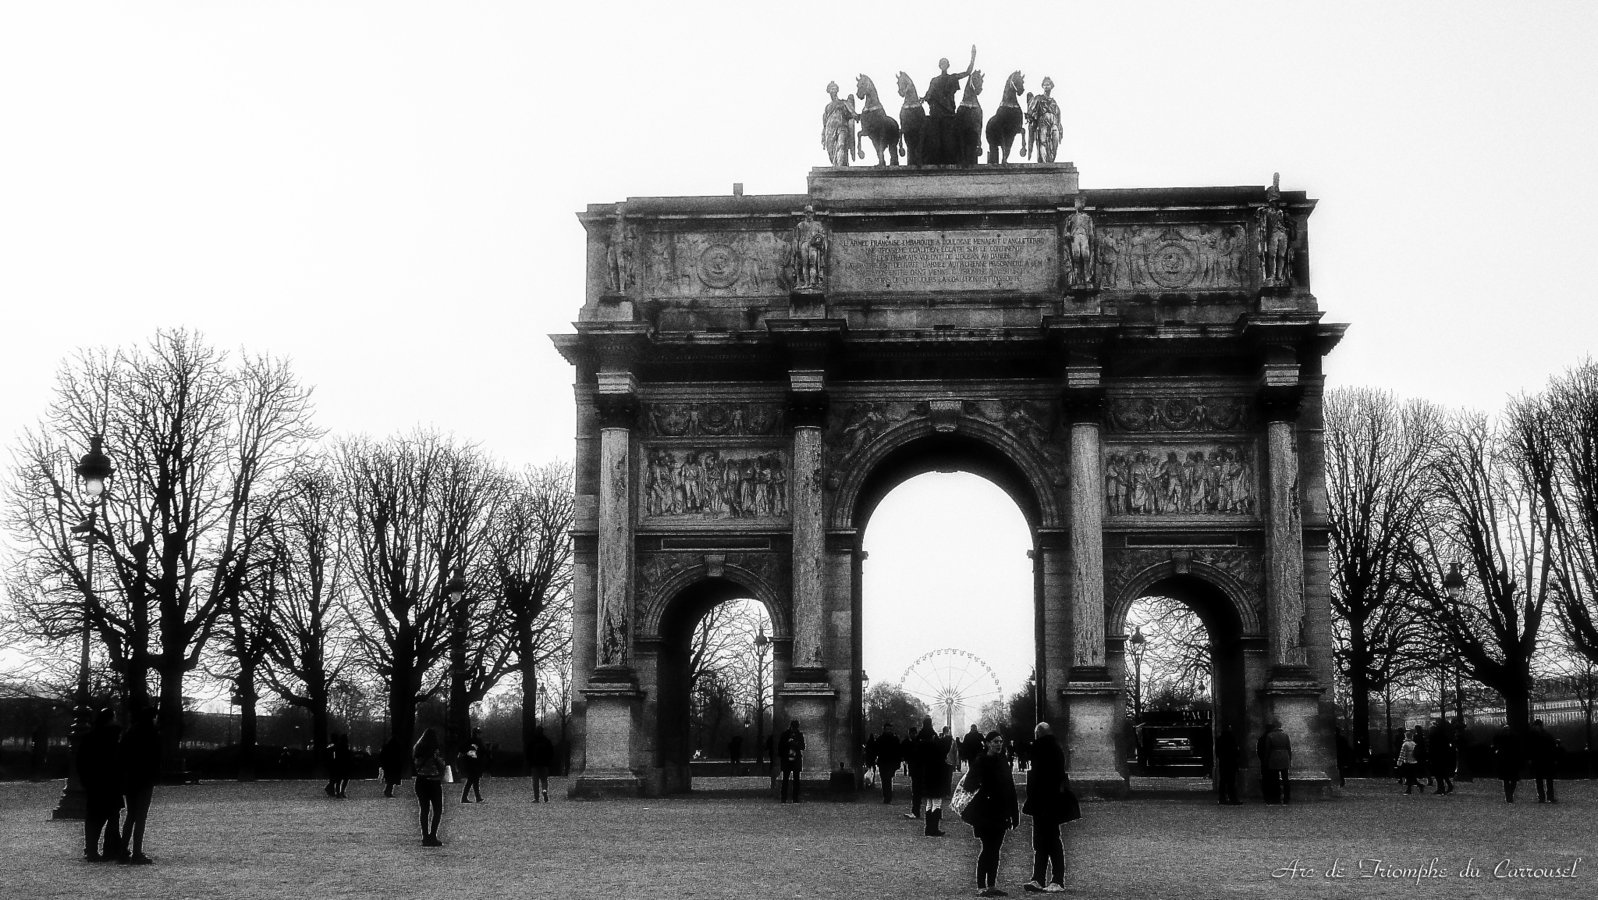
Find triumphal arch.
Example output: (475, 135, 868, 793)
(554, 163, 1345, 798)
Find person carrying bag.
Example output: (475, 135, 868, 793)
(958, 730, 1020, 897)
(1021, 721, 1077, 893)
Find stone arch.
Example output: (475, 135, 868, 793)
(1106, 555, 1264, 638)
(828, 412, 1064, 531)
(639, 559, 790, 642)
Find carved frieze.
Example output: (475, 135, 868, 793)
(1105, 396, 1253, 433)
(1104, 443, 1257, 516)
(643, 230, 789, 297)
(826, 397, 1064, 482)
(645, 401, 785, 438)
(642, 447, 789, 520)
(1095, 224, 1248, 292)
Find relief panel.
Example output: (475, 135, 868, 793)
(1096, 224, 1248, 292)
(645, 401, 786, 438)
(1105, 396, 1254, 433)
(642, 230, 789, 298)
(1104, 443, 1258, 517)
(642, 447, 789, 522)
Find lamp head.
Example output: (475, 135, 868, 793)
(76, 434, 112, 498)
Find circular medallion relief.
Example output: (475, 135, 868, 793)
(1146, 241, 1198, 288)
(697, 244, 742, 288)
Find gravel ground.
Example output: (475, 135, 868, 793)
(0, 776, 1589, 899)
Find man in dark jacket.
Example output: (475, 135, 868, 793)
(904, 718, 934, 819)
(872, 723, 903, 805)
(380, 736, 406, 798)
(1022, 721, 1069, 892)
(1493, 725, 1524, 803)
(528, 724, 555, 803)
(960, 724, 984, 770)
(777, 720, 806, 803)
(1258, 720, 1291, 804)
(118, 707, 160, 864)
(1528, 719, 1560, 803)
(77, 707, 122, 861)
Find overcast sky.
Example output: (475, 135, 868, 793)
(4, 2, 1596, 698)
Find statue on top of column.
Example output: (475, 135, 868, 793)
(1026, 76, 1061, 163)
(924, 45, 977, 165)
(821, 82, 858, 167)
(1065, 195, 1096, 289)
(1255, 173, 1294, 287)
(604, 203, 635, 295)
(788, 204, 830, 292)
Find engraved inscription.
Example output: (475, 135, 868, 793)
(833, 230, 1057, 293)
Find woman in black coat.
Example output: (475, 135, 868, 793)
(959, 730, 1020, 897)
(1022, 721, 1068, 892)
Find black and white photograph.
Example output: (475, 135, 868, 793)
(1, 1, 1595, 897)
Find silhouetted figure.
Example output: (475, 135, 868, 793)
(380, 737, 405, 798)
(1022, 721, 1071, 892)
(872, 723, 903, 805)
(412, 728, 447, 846)
(960, 724, 984, 771)
(1427, 719, 1456, 795)
(777, 720, 806, 803)
(458, 728, 485, 803)
(1258, 719, 1291, 804)
(1492, 725, 1524, 803)
(918, 719, 953, 837)
(1333, 726, 1352, 787)
(528, 725, 555, 803)
(904, 720, 932, 819)
(1529, 719, 1560, 803)
(728, 733, 743, 768)
(1215, 724, 1241, 805)
(118, 707, 159, 864)
(78, 707, 123, 862)
(326, 733, 352, 798)
(960, 730, 1019, 897)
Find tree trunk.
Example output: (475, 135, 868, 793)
(518, 618, 539, 775)
(238, 671, 258, 781)
(158, 665, 186, 783)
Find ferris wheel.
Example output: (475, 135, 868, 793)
(899, 649, 1006, 733)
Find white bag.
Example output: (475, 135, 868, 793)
(443, 765, 454, 784)
(864, 765, 877, 787)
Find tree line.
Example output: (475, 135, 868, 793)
(2, 329, 573, 774)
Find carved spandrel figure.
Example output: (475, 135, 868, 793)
(1255, 174, 1293, 286)
(1065, 195, 1095, 288)
(789, 205, 830, 292)
(604, 204, 634, 295)
(924, 45, 977, 165)
(1025, 76, 1061, 163)
(821, 82, 858, 167)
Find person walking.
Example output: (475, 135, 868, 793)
(117, 707, 160, 865)
(458, 727, 486, 803)
(777, 720, 806, 803)
(904, 718, 935, 820)
(873, 723, 903, 805)
(959, 730, 1019, 897)
(1427, 719, 1456, 795)
(412, 727, 447, 846)
(528, 724, 555, 803)
(1529, 719, 1560, 803)
(1021, 721, 1069, 893)
(960, 724, 984, 771)
(920, 718, 955, 837)
(78, 707, 123, 862)
(1259, 720, 1292, 804)
(328, 733, 353, 798)
(728, 732, 744, 769)
(1492, 724, 1524, 803)
(379, 736, 405, 798)
(1397, 728, 1423, 795)
(1215, 723, 1241, 806)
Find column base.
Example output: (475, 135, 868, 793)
(778, 681, 838, 775)
(1262, 676, 1332, 793)
(1059, 681, 1128, 796)
(569, 767, 644, 799)
(572, 678, 645, 799)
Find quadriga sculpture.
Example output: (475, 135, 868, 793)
(895, 71, 927, 165)
(985, 71, 1025, 164)
(855, 74, 903, 166)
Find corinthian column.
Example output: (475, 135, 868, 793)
(594, 393, 637, 675)
(1262, 390, 1307, 675)
(787, 390, 828, 677)
(1065, 390, 1106, 674)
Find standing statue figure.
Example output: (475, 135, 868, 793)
(1065, 195, 1095, 288)
(955, 69, 985, 167)
(854, 74, 902, 166)
(789, 205, 830, 292)
(924, 45, 977, 165)
(985, 71, 1025, 164)
(604, 203, 634, 295)
(896, 72, 928, 165)
(821, 82, 858, 167)
(1026, 76, 1061, 163)
(1255, 173, 1293, 286)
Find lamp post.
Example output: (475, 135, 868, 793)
(52, 434, 112, 821)
(1127, 625, 1147, 722)
(753, 625, 770, 766)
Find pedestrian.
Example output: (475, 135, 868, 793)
(1021, 721, 1070, 893)
(960, 723, 984, 771)
(328, 733, 353, 798)
(1413, 725, 1431, 787)
(1258, 719, 1291, 804)
(1427, 719, 1456, 795)
(873, 722, 903, 805)
(1333, 726, 1352, 787)
(1528, 719, 1560, 803)
(528, 724, 555, 803)
(728, 732, 743, 769)
(1397, 728, 1422, 795)
(412, 727, 447, 846)
(78, 707, 123, 862)
(777, 719, 806, 803)
(959, 730, 1019, 897)
(1215, 723, 1241, 805)
(920, 718, 955, 837)
(117, 707, 159, 865)
(1491, 724, 1524, 803)
(458, 727, 486, 803)
(379, 736, 405, 798)
(904, 717, 934, 819)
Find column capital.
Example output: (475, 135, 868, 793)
(594, 393, 640, 430)
(1061, 387, 1106, 425)
(1256, 385, 1303, 422)
(786, 391, 830, 428)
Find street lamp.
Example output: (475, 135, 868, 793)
(52, 434, 112, 821)
(753, 625, 770, 766)
(1127, 625, 1147, 722)
(1443, 562, 1465, 602)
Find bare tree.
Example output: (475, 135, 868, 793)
(483, 462, 573, 769)
(1408, 410, 1555, 733)
(4, 329, 317, 772)
(1325, 388, 1445, 752)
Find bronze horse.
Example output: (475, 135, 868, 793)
(985, 71, 1025, 164)
(855, 74, 902, 166)
(955, 69, 984, 167)
(896, 71, 927, 166)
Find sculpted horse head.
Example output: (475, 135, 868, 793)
(856, 74, 882, 113)
(896, 71, 920, 105)
(961, 69, 984, 106)
(1005, 71, 1025, 102)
